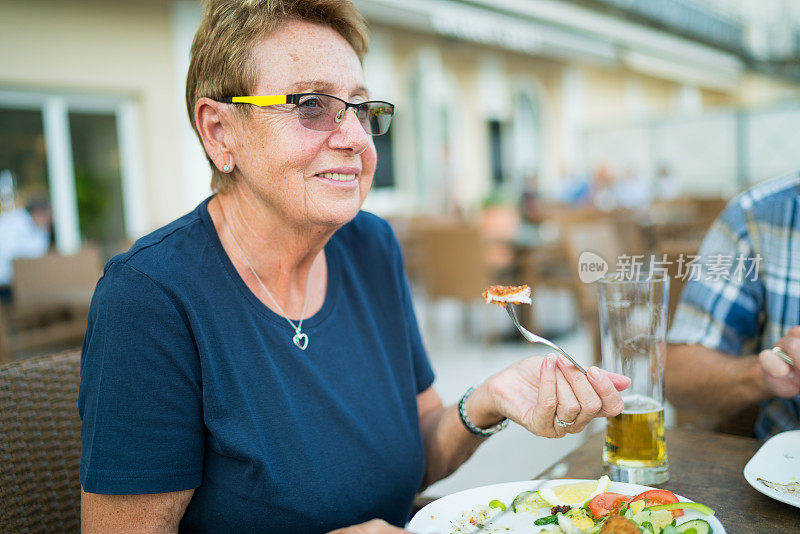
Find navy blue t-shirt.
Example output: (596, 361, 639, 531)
(78, 198, 435, 532)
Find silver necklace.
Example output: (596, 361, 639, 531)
(225, 223, 313, 350)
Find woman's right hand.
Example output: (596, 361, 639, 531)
(328, 519, 412, 533)
(468, 354, 629, 438)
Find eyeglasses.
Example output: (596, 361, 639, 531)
(217, 93, 395, 136)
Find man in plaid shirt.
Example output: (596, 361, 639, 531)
(667, 172, 800, 439)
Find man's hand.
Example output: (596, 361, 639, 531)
(328, 519, 410, 533)
(759, 326, 800, 398)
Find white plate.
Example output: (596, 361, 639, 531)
(743, 430, 800, 508)
(408, 479, 725, 533)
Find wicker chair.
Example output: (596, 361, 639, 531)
(0, 350, 81, 533)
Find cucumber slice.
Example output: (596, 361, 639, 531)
(511, 490, 550, 513)
(675, 519, 712, 534)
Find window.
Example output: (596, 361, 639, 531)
(0, 90, 144, 257)
(510, 87, 542, 194)
(0, 108, 48, 208)
(488, 119, 505, 187)
(69, 112, 127, 253)
(372, 128, 395, 188)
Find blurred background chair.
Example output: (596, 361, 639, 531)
(656, 238, 703, 329)
(646, 196, 727, 247)
(0, 247, 101, 361)
(559, 216, 626, 365)
(0, 350, 81, 532)
(12, 246, 101, 311)
(514, 240, 575, 335)
(476, 203, 521, 280)
(388, 215, 462, 289)
(0, 306, 11, 364)
(414, 221, 495, 341)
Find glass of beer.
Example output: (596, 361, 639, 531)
(598, 273, 669, 484)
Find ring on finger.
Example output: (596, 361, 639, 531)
(555, 414, 576, 428)
(771, 346, 794, 367)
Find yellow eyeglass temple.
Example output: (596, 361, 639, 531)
(225, 95, 288, 107)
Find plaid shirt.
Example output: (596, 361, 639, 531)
(667, 172, 800, 439)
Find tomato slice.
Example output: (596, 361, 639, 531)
(629, 489, 683, 518)
(587, 492, 631, 518)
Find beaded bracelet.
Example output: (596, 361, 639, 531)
(457, 386, 509, 437)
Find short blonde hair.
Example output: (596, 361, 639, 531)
(186, 0, 370, 192)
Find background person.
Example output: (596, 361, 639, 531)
(0, 197, 52, 303)
(666, 172, 800, 439)
(78, 1, 630, 533)
(654, 163, 679, 201)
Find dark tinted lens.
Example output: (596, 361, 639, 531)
(295, 95, 394, 135)
(363, 102, 394, 136)
(296, 94, 341, 131)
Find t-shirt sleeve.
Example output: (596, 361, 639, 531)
(667, 201, 765, 356)
(387, 223, 435, 393)
(79, 261, 204, 494)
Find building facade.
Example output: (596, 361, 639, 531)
(1, 0, 798, 253)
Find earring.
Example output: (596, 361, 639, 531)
(222, 164, 231, 173)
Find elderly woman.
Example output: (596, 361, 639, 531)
(79, 1, 629, 532)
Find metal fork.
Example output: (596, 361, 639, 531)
(505, 304, 587, 375)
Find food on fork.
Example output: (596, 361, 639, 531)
(482, 284, 531, 307)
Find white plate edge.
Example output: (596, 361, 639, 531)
(742, 430, 800, 509)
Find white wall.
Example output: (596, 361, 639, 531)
(583, 103, 800, 198)
(0, 0, 187, 231)
(171, 0, 212, 212)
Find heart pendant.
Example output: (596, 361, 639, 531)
(292, 332, 309, 350)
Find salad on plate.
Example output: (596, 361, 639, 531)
(412, 477, 718, 534)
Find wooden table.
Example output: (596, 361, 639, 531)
(534, 427, 800, 531)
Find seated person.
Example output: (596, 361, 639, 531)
(0, 197, 52, 303)
(79, 1, 630, 533)
(666, 172, 800, 438)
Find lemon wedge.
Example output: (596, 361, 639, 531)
(539, 476, 611, 507)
